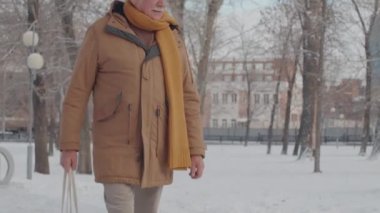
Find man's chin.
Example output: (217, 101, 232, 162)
(150, 13, 164, 20)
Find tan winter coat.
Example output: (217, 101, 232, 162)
(59, 5, 205, 188)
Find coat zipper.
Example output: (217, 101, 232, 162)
(155, 105, 160, 157)
(127, 103, 132, 144)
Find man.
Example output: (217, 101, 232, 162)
(59, 0, 206, 212)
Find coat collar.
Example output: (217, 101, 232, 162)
(106, 1, 135, 35)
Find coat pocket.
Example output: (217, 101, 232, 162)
(152, 103, 168, 158)
(94, 91, 123, 122)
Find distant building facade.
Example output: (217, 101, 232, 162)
(202, 58, 302, 129)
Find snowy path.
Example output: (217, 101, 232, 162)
(1, 143, 380, 213)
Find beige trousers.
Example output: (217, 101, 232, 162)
(103, 184, 163, 213)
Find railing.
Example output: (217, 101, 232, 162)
(204, 127, 371, 144)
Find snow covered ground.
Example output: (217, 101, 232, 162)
(1, 142, 380, 213)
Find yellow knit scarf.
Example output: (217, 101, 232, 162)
(124, 1, 191, 170)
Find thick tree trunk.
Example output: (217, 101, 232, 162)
(351, 0, 379, 156)
(78, 111, 92, 174)
(360, 40, 372, 156)
(308, 0, 326, 172)
(369, 105, 380, 159)
(33, 75, 50, 174)
(295, 75, 314, 158)
(297, 0, 326, 167)
(48, 115, 55, 156)
(27, 0, 50, 174)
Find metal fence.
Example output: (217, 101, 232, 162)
(204, 127, 371, 144)
(0, 127, 372, 145)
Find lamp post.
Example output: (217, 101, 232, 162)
(22, 24, 44, 180)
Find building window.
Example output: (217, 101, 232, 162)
(224, 75, 231, 82)
(222, 93, 228, 104)
(255, 63, 263, 70)
(231, 93, 237, 103)
(273, 94, 277, 101)
(264, 94, 270, 105)
(265, 63, 273, 70)
(265, 75, 273, 81)
(224, 63, 233, 71)
(231, 119, 237, 128)
(212, 119, 218, 128)
(235, 63, 243, 71)
(254, 94, 260, 104)
(213, 93, 219, 104)
(222, 119, 227, 128)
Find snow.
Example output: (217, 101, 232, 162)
(1, 142, 380, 213)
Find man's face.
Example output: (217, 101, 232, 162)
(130, 0, 165, 20)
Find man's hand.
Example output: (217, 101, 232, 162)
(60, 150, 78, 173)
(189, 155, 204, 179)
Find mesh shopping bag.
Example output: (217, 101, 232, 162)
(61, 169, 78, 213)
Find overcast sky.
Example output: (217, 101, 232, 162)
(221, 0, 276, 14)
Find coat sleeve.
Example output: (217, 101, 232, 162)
(177, 33, 206, 158)
(59, 26, 98, 151)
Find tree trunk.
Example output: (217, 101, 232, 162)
(48, 108, 58, 156)
(55, 0, 92, 174)
(369, 105, 380, 159)
(297, 0, 326, 164)
(313, 87, 322, 172)
(48, 118, 55, 156)
(282, 74, 295, 155)
(197, 0, 223, 114)
(267, 75, 281, 154)
(244, 119, 251, 146)
(360, 39, 372, 156)
(78, 111, 92, 174)
(309, 0, 326, 172)
(296, 74, 314, 158)
(27, 0, 50, 174)
(33, 75, 50, 174)
(244, 69, 252, 147)
(350, 0, 379, 156)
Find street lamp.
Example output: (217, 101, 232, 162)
(22, 24, 44, 180)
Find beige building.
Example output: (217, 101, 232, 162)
(203, 59, 302, 129)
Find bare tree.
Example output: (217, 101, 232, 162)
(369, 12, 380, 159)
(296, 0, 327, 172)
(350, 0, 380, 156)
(267, 74, 281, 153)
(195, 0, 224, 114)
(260, 2, 302, 154)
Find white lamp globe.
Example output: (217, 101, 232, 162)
(22, 31, 39, 47)
(27, 53, 44, 70)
